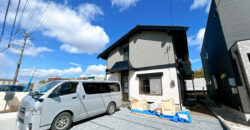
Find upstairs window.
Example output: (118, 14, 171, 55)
(123, 47, 129, 61)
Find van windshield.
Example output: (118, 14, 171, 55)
(33, 81, 61, 95)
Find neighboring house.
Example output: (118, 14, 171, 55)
(201, 0, 250, 121)
(0, 79, 19, 85)
(48, 77, 62, 82)
(87, 76, 105, 81)
(98, 25, 192, 109)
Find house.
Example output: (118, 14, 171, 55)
(0, 78, 19, 85)
(87, 76, 105, 81)
(98, 25, 192, 109)
(201, 0, 250, 121)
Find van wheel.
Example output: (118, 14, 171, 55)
(51, 112, 72, 130)
(107, 102, 116, 115)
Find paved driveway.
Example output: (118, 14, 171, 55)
(0, 108, 225, 130)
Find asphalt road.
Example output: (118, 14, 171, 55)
(0, 108, 225, 130)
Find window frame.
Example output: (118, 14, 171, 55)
(139, 76, 163, 96)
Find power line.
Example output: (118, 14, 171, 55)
(16, 0, 30, 34)
(0, 0, 11, 44)
(34, 0, 53, 30)
(8, 0, 22, 48)
(25, 0, 41, 31)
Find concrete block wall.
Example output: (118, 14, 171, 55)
(0, 92, 28, 112)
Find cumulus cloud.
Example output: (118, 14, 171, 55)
(18, 67, 83, 82)
(0, 0, 109, 54)
(111, 0, 140, 11)
(84, 64, 106, 77)
(190, 0, 211, 13)
(0, 39, 53, 57)
(17, 64, 106, 83)
(188, 28, 205, 50)
(0, 54, 15, 78)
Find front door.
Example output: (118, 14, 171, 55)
(121, 71, 129, 101)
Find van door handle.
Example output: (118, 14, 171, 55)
(82, 95, 86, 99)
(72, 96, 77, 99)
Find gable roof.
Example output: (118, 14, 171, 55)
(97, 25, 189, 59)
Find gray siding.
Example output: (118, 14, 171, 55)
(215, 0, 250, 49)
(107, 47, 124, 69)
(129, 31, 175, 68)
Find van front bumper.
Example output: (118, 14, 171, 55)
(16, 115, 43, 130)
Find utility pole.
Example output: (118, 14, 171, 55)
(12, 32, 29, 85)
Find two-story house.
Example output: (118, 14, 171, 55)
(98, 25, 192, 109)
(201, 0, 250, 121)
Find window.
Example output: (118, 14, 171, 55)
(58, 82, 78, 96)
(123, 47, 129, 61)
(248, 53, 250, 62)
(109, 83, 120, 92)
(83, 83, 97, 94)
(83, 83, 120, 94)
(139, 76, 162, 95)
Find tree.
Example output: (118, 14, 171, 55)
(194, 68, 204, 78)
(39, 80, 47, 84)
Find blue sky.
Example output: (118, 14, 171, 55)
(0, 0, 211, 83)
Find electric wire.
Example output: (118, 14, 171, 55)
(8, 0, 22, 48)
(15, 0, 30, 34)
(34, 0, 53, 31)
(25, 0, 41, 31)
(0, 0, 11, 45)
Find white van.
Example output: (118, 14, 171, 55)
(16, 80, 122, 130)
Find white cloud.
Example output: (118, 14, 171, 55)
(15, 64, 106, 83)
(111, 0, 140, 11)
(0, 53, 15, 78)
(69, 62, 82, 66)
(0, 0, 109, 54)
(18, 67, 83, 82)
(190, 58, 201, 63)
(84, 64, 106, 77)
(190, 0, 211, 13)
(188, 28, 205, 50)
(77, 3, 103, 21)
(1, 39, 53, 57)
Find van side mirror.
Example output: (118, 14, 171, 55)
(49, 91, 59, 98)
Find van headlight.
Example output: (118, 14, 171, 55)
(25, 108, 42, 116)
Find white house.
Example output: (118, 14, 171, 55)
(0, 78, 19, 85)
(98, 25, 192, 109)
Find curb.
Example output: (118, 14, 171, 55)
(200, 99, 231, 130)
(209, 109, 231, 130)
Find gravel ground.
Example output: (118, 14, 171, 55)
(0, 108, 225, 130)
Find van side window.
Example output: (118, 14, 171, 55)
(83, 83, 120, 94)
(109, 83, 120, 92)
(83, 83, 97, 94)
(59, 82, 78, 96)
